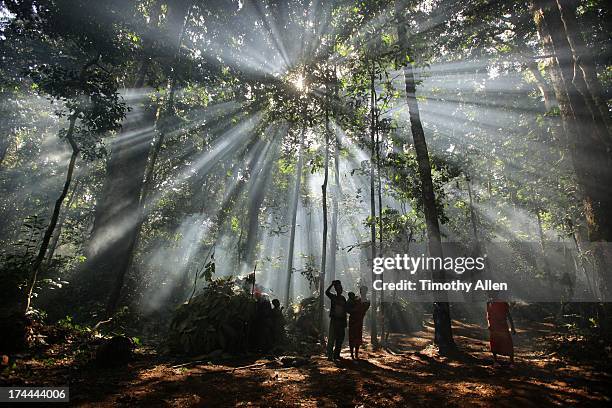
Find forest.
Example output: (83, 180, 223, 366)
(0, 0, 611, 406)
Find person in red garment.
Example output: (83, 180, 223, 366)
(347, 286, 370, 359)
(486, 294, 516, 367)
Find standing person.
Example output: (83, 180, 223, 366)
(486, 294, 516, 367)
(325, 280, 347, 361)
(347, 288, 370, 359)
(253, 293, 273, 352)
(271, 299, 285, 346)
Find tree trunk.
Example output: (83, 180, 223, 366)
(555, 0, 611, 136)
(244, 142, 276, 270)
(510, 16, 557, 113)
(0, 132, 12, 170)
(536, 210, 553, 281)
(526, 60, 555, 112)
(319, 97, 330, 342)
(465, 175, 484, 302)
(45, 179, 80, 264)
(535, 11, 572, 146)
(284, 127, 305, 307)
(328, 69, 341, 284)
(570, 220, 595, 297)
(376, 106, 386, 344)
(91, 88, 157, 316)
(328, 135, 340, 284)
(25, 116, 78, 313)
(398, 44, 455, 350)
(88, 1, 189, 316)
(533, 0, 612, 298)
(115, 100, 165, 294)
(105, 1, 191, 316)
(466, 176, 480, 249)
(369, 66, 379, 348)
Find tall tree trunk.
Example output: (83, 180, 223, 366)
(244, 142, 276, 270)
(284, 127, 305, 307)
(116, 101, 165, 292)
(376, 107, 386, 344)
(121, 76, 184, 302)
(569, 220, 595, 297)
(397, 9, 455, 347)
(536, 210, 553, 281)
(526, 60, 555, 112)
(536, 15, 573, 146)
(328, 132, 340, 284)
(369, 65, 379, 348)
(555, 0, 611, 135)
(105, 1, 191, 316)
(45, 179, 80, 264)
(87, 1, 190, 316)
(0, 132, 12, 170)
(533, 0, 612, 299)
(92, 87, 157, 316)
(466, 176, 480, 249)
(509, 13, 557, 113)
(319, 96, 330, 342)
(465, 175, 483, 302)
(25, 116, 78, 313)
(328, 68, 341, 284)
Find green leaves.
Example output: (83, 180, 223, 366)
(167, 277, 256, 355)
(30, 61, 127, 160)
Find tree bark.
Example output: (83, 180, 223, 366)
(0, 132, 12, 170)
(369, 65, 379, 348)
(86, 1, 190, 316)
(284, 127, 305, 307)
(319, 94, 330, 342)
(244, 142, 276, 270)
(375, 103, 386, 344)
(535, 210, 553, 281)
(328, 133, 340, 284)
(328, 68, 341, 284)
(45, 179, 80, 264)
(466, 176, 480, 249)
(91, 86, 157, 315)
(569, 219, 595, 297)
(526, 60, 555, 112)
(25, 116, 78, 313)
(555, 0, 611, 136)
(397, 7, 455, 347)
(533, 0, 612, 298)
(104, 1, 192, 316)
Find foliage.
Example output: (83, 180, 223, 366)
(167, 277, 256, 355)
(285, 296, 320, 343)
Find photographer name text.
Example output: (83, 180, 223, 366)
(373, 279, 507, 292)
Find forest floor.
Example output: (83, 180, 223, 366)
(2, 316, 611, 407)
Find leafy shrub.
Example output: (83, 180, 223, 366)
(166, 277, 256, 355)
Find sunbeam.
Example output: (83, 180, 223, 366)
(2, 1, 611, 402)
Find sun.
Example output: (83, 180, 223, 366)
(293, 74, 305, 91)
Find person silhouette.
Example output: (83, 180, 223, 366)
(325, 280, 347, 360)
(486, 292, 516, 367)
(347, 286, 370, 359)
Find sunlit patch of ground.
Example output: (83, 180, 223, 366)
(2, 317, 611, 407)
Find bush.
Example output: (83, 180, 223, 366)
(166, 277, 256, 355)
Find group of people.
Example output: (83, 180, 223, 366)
(325, 279, 370, 360)
(252, 295, 285, 351)
(324, 279, 517, 367)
